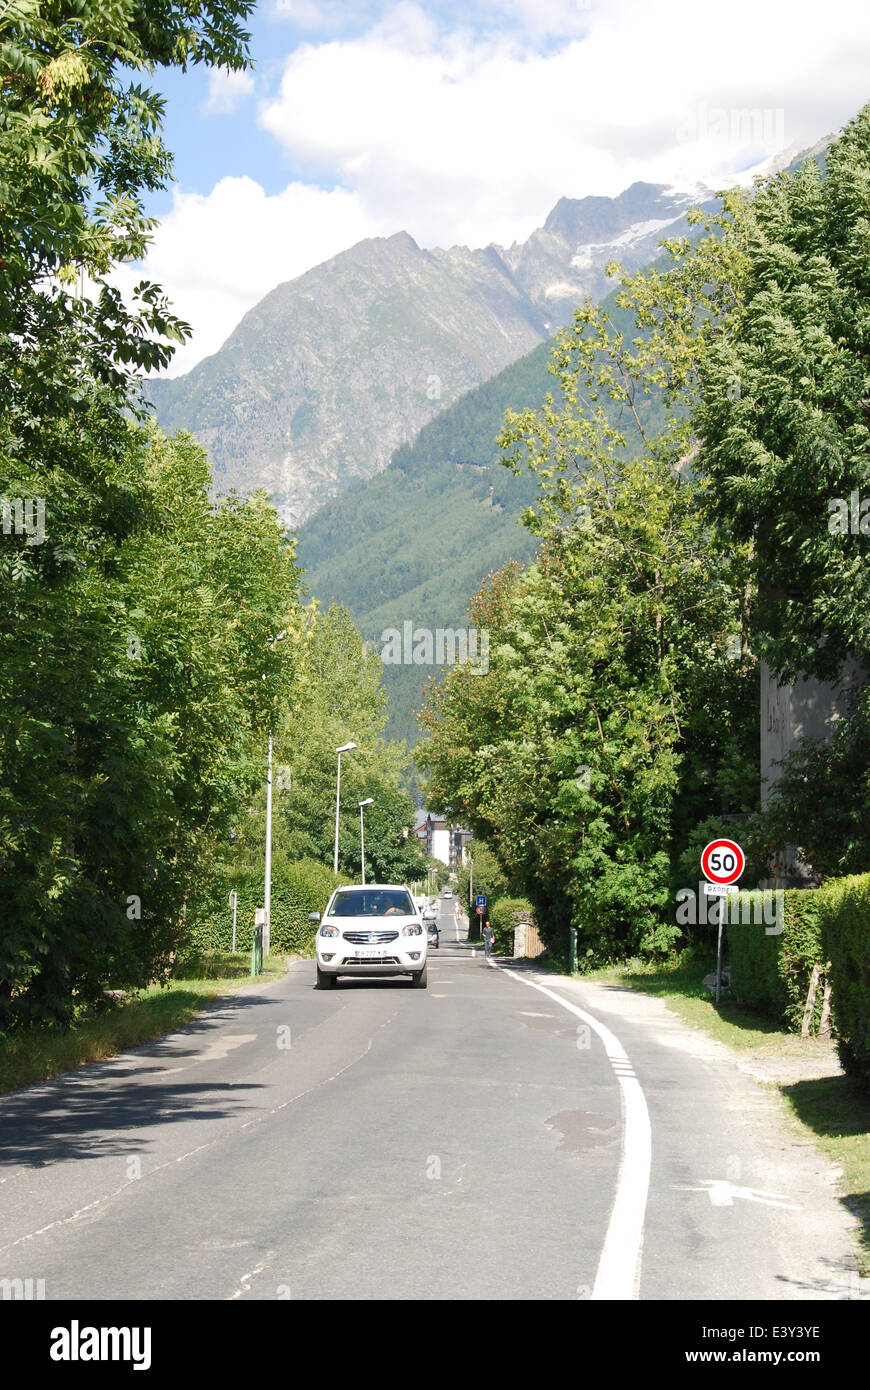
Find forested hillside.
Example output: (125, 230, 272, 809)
(296, 286, 667, 745)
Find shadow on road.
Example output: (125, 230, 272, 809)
(0, 994, 279, 1167)
(0, 1077, 262, 1167)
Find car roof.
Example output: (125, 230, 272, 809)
(333, 883, 412, 893)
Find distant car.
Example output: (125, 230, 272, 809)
(442, 889, 452, 898)
(426, 921, 440, 949)
(311, 884, 427, 989)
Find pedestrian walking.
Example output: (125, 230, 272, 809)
(483, 919, 495, 957)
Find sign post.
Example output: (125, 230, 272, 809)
(252, 907, 265, 977)
(229, 890, 238, 953)
(700, 839, 745, 1005)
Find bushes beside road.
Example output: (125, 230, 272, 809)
(727, 874, 870, 1090)
(818, 874, 870, 1088)
(184, 858, 338, 959)
(489, 896, 536, 955)
(727, 889, 825, 1032)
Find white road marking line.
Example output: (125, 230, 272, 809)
(495, 965, 651, 1302)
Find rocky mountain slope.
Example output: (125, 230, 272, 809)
(295, 278, 668, 747)
(146, 182, 711, 524)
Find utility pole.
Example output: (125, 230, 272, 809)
(264, 731, 273, 958)
(359, 798, 373, 885)
(263, 630, 286, 958)
(334, 742, 357, 875)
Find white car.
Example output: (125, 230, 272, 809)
(441, 889, 452, 898)
(311, 884, 428, 989)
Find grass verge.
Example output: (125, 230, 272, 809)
(585, 950, 870, 1277)
(0, 952, 287, 1097)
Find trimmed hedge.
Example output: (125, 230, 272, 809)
(183, 858, 339, 958)
(818, 873, 870, 1088)
(489, 896, 535, 955)
(727, 888, 825, 1031)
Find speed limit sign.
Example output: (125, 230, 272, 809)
(701, 838, 745, 886)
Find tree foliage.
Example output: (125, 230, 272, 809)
(222, 604, 426, 889)
(419, 187, 766, 962)
(694, 107, 870, 680)
(0, 2, 293, 1031)
(0, 424, 304, 1028)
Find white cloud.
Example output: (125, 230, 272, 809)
(260, 0, 870, 248)
(202, 66, 255, 115)
(139, 0, 870, 374)
(116, 177, 387, 376)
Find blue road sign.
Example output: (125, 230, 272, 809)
(476, 895, 486, 907)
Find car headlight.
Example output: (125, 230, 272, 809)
(402, 923, 423, 936)
(319, 924, 339, 938)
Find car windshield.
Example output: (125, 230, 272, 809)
(329, 889, 416, 917)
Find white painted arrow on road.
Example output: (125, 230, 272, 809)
(677, 1179, 801, 1210)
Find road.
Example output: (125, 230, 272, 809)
(0, 896, 861, 1301)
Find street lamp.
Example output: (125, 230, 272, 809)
(358, 798, 374, 885)
(334, 742, 357, 874)
(263, 630, 287, 958)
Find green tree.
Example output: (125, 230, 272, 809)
(423, 455, 748, 963)
(454, 840, 513, 941)
(694, 108, 870, 681)
(0, 424, 305, 1029)
(223, 604, 425, 887)
(420, 196, 762, 963)
(0, 3, 273, 1029)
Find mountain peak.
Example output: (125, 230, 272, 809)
(542, 181, 679, 243)
(147, 177, 721, 530)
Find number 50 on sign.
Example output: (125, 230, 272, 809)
(701, 838, 745, 886)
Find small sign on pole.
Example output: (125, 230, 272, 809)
(700, 839, 745, 1004)
(476, 894, 486, 907)
(476, 904, 485, 916)
(701, 838, 745, 886)
(229, 890, 238, 953)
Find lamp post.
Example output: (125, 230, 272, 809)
(358, 798, 374, 885)
(263, 630, 287, 958)
(334, 742, 357, 875)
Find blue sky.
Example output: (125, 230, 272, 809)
(124, 0, 870, 375)
(148, 1, 594, 215)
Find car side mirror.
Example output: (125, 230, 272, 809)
(308, 912, 321, 923)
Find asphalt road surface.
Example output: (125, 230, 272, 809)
(0, 896, 861, 1301)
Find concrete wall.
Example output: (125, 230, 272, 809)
(761, 658, 866, 809)
(760, 657, 865, 886)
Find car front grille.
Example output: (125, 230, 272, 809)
(343, 931, 400, 944)
(341, 956, 400, 965)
